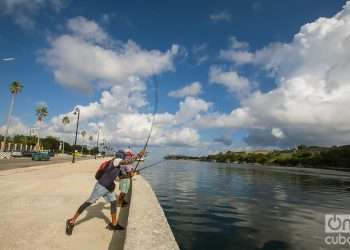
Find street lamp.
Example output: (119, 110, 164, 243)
(95, 127, 101, 159)
(72, 107, 80, 163)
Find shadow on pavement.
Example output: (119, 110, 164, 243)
(108, 181, 132, 250)
(75, 202, 110, 226)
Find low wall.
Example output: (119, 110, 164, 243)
(124, 175, 179, 250)
(0, 152, 11, 159)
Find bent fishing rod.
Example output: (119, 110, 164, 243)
(137, 159, 167, 172)
(134, 79, 159, 171)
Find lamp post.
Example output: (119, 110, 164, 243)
(95, 127, 100, 159)
(72, 107, 80, 164)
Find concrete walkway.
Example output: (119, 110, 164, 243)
(124, 175, 179, 250)
(0, 159, 128, 250)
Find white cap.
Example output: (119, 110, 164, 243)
(113, 158, 122, 167)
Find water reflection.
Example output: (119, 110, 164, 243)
(141, 160, 350, 250)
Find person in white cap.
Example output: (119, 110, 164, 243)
(65, 149, 145, 235)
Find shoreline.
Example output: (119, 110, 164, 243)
(167, 159, 350, 180)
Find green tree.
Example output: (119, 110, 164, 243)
(35, 104, 48, 150)
(61, 116, 70, 154)
(1, 81, 23, 151)
(81, 130, 86, 154)
(41, 136, 60, 152)
(88, 135, 93, 155)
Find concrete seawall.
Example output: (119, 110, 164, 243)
(0, 159, 179, 250)
(124, 175, 180, 250)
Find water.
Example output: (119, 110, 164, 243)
(141, 160, 350, 250)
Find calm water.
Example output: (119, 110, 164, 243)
(141, 160, 350, 250)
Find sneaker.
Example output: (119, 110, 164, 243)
(107, 223, 125, 231)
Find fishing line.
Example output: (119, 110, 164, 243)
(137, 159, 167, 172)
(134, 78, 159, 171)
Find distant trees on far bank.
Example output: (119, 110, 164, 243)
(165, 145, 350, 169)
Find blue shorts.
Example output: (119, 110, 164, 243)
(86, 182, 117, 203)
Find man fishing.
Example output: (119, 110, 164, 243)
(118, 148, 136, 207)
(65, 149, 145, 235)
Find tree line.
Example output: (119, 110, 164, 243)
(165, 145, 350, 169)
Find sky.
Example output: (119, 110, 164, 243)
(0, 0, 349, 155)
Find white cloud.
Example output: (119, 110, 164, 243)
(0, 0, 65, 29)
(1, 57, 15, 62)
(168, 81, 202, 98)
(67, 16, 110, 44)
(41, 17, 179, 92)
(195, 107, 256, 129)
(0, 117, 28, 136)
(229, 36, 249, 50)
(209, 66, 251, 96)
(271, 128, 285, 139)
(175, 97, 212, 123)
(209, 10, 231, 22)
(219, 36, 254, 64)
(219, 50, 254, 64)
(36, 17, 202, 148)
(44, 87, 207, 147)
(206, 1, 350, 146)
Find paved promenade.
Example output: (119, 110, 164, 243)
(0, 159, 127, 250)
(0, 156, 94, 171)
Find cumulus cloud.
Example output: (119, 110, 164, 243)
(219, 36, 254, 64)
(209, 10, 231, 22)
(175, 97, 212, 123)
(271, 128, 285, 139)
(40, 17, 179, 92)
(43, 87, 208, 148)
(0, 0, 65, 29)
(229, 36, 249, 50)
(66, 16, 110, 44)
(206, 1, 350, 147)
(209, 66, 251, 96)
(0, 117, 28, 136)
(33, 16, 205, 148)
(220, 50, 254, 65)
(168, 82, 202, 98)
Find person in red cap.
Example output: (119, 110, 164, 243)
(65, 149, 144, 235)
(118, 148, 136, 206)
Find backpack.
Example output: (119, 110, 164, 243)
(95, 160, 112, 180)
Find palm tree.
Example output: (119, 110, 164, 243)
(35, 104, 48, 150)
(81, 130, 86, 154)
(61, 116, 70, 154)
(88, 135, 93, 155)
(1, 81, 23, 151)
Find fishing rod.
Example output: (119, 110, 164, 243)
(134, 79, 159, 171)
(137, 159, 167, 172)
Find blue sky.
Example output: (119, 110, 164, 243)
(1, 0, 349, 153)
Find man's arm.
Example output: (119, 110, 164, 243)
(119, 150, 145, 165)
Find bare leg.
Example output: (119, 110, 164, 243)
(69, 201, 92, 224)
(107, 200, 124, 230)
(111, 200, 117, 225)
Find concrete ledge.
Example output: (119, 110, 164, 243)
(124, 175, 179, 250)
